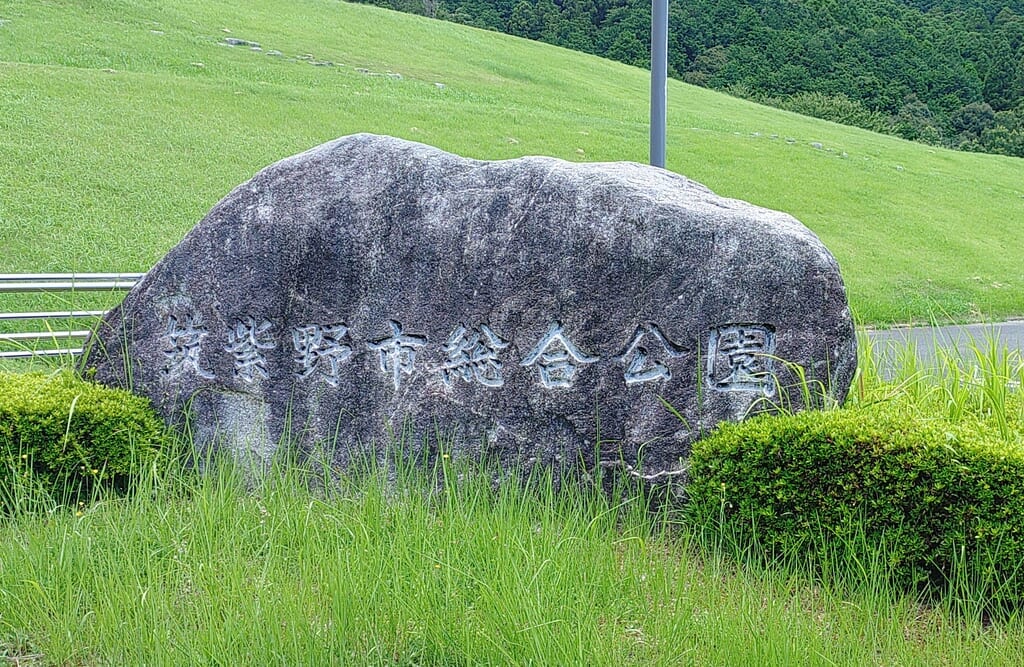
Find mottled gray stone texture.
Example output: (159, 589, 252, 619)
(87, 134, 856, 480)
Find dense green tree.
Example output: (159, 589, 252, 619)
(597, 2, 650, 68)
(891, 95, 944, 143)
(981, 107, 1024, 155)
(951, 100, 997, 138)
(507, 0, 535, 38)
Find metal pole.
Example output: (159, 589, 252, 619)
(650, 0, 668, 168)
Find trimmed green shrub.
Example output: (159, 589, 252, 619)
(0, 371, 170, 506)
(685, 403, 1024, 606)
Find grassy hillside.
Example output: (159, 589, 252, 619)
(0, 0, 1022, 324)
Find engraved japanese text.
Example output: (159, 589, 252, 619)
(616, 323, 685, 384)
(163, 314, 214, 379)
(367, 320, 427, 389)
(520, 322, 599, 389)
(437, 324, 509, 388)
(706, 324, 776, 395)
(293, 323, 353, 386)
(225, 317, 276, 382)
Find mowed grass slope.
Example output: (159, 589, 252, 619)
(0, 0, 1022, 324)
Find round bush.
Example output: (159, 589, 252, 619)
(0, 371, 170, 505)
(685, 402, 1024, 604)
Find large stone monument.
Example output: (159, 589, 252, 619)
(86, 134, 856, 480)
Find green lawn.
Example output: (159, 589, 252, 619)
(1, 0, 1023, 324)
(3, 454, 1024, 666)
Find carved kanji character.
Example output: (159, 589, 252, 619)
(616, 323, 684, 384)
(437, 324, 509, 388)
(163, 313, 215, 379)
(225, 317, 276, 382)
(293, 323, 353, 386)
(367, 320, 427, 390)
(520, 322, 598, 389)
(707, 325, 776, 394)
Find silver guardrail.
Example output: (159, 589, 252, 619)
(0, 273, 144, 359)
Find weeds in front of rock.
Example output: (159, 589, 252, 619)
(2, 333, 1024, 663)
(3, 444, 1024, 665)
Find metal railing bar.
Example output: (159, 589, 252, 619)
(0, 273, 145, 282)
(0, 331, 91, 342)
(0, 272, 140, 360)
(0, 348, 83, 359)
(0, 281, 139, 293)
(0, 310, 108, 321)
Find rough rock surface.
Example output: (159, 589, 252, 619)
(87, 134, 857, 480)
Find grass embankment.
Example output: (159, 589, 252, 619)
(1, 0, 1023, 324)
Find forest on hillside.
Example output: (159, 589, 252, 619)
(355, 0, 1024, 157)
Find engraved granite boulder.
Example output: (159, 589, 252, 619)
(86, 134, 856, 480)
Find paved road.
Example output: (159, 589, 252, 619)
(865, 320, 1024, 370)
